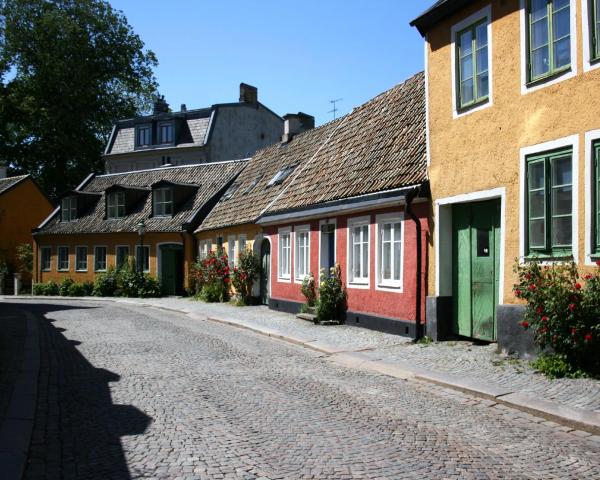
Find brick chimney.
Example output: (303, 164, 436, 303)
(0, 161, 6, 179)
(282, 113, 315, 143)
(153, 95, 170, 114)
(239, 83, 258, 105)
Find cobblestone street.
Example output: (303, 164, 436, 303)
(6, 299, 600, 479)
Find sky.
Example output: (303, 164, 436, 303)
(109, 1, 433, 126)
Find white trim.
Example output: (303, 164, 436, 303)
(57, 245, 70, 272)
(115, 244, 131, 269)
(93, 245, 108, 272)
(585, 129, 600, 264)
(519, 0, 578, 95)
(156, 242, 183, 280)
(136, 244, 151, 273)
(424, 35, 431, 167)
(318, 218, 337, 272)
(293, 224, 311, 283)
(582, 0, 600, 72)
(450, 4, 493, 118)
(238, 234, 247, 256)
(75, 245, 88, 272)
(198, 239, 212, 259)
(40, 246, 52, 272)
(227, 235, 237, 267)
(277, 227, 292, 282)
(435, 187, 506, 303)
(346, 215, 371, 289)
(519, 134, 579, 263)
(375, 212, 405, 293)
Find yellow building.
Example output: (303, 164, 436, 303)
(412, 0, 600, 351)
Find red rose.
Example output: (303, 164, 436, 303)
(529, 284, 536, 291)
(541, 316, 549, 323)
(525, 273, 531, 280)
(520, 321, 529, 329)
(596, 260, 600, 267)
(575, 283, 582, 290)
(515, 289, 522, 298)
(571, 327, 577, 335)
(540, 327, 547, 334)
(585, 333, 593, 342)
(536, 306, 543, 314)
(568, 303, 575, 311)
(224, 278, 230, 284)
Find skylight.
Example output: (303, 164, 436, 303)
(222, 183, 239, 201)
(243, 174, 263, 194)
(266, 165, 296, 188)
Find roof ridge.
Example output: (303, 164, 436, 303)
(98, 158, 250, 178)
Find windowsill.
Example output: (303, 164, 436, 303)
(278, 276, 291, 283)
(525, 252, 573, 262)
(41, 269, 51, 272)
(76, 269, 88, 272)
(377, 282, 402, 290)
(348, 280, 369, 289)
(526, 66, 572, 89)
(456, 97, 489, 115)
(95, 269, 107, 273)
(58, 269, 69, 272)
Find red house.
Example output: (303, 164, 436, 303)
(257, 73, 429, 337)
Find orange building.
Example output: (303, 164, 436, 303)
(0, 171, 54, 285)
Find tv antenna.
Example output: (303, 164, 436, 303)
(329, 98, 343, 120)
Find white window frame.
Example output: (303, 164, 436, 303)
(278, 227, 292, 281)
(238, 234, 247, 257)
(519, 134, 579, 263)
(228, 235, 236, 267)
(519, 0, 577, 94)
(347, 216, 371, 288)
(585, 129, 600, 264)
(61, 197, 77, 222)
(375, 213, 404, 291)
(153, 187, 173, 217)
(107, 191, 126, 219)
(135, 245, 151, 273)
(57, 246, 70, 272)
(40, 246, 52, 272)
(198, 239, 212, 259)
(294, 225, 311, 283)
(115, 245, 130, 269)
(75, 246, 88, 272)
(94, 245, 108, 272)
(583, 0, 600, 71)
(318, 219, 337, 272)
(451, 5, 493, 118)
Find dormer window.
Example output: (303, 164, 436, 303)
(136, 124, 152, 147)
(107, 191, 126, 219)
(61, 197, 77, 222)
(153, 187, 173, 216)
(158, 122, 174, 144)
(267, 165, 296, 187)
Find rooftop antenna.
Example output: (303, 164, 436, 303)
(329, 98, 343, 120)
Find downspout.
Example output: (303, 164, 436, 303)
(405, 186, 424, 341)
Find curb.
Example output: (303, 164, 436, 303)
(4, 296, 600, 435)
(0, 310, 41, 480)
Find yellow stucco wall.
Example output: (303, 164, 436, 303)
(426, 0, 600, 303)
(195, 224, 264, 261)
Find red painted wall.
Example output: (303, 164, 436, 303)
(265, 202, 429, 324)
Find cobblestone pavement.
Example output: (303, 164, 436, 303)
(0, 302, 27, 419)
(7, 299, 600, 480)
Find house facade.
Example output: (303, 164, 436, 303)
(103, 84, 283, 174)
(411, 0, 600, 350)
(0, 168, 54, 287)
(33, 161, 247, 294)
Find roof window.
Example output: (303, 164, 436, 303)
(267, 165, 296, 188)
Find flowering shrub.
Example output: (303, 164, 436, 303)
(231, 249, 260, 305)
(300, 273, 317, 308)
(513, 261, 600, 376)
(316, 264, 346, 322)
(191, 249, 230, 302)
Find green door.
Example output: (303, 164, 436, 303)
(452, 200, 500, 341)
(260, 239, 270, 305)
(161, 244, 183, 296)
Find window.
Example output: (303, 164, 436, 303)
(158, 122, 174, 144)
(592, 0, 600, 61)
(41, 247, 51, 271)
(94, 246, 107, 271)
(222, 183, 239, 201)
(228, 235, 236, 267)
(61, 197, 77, 222)
(456, 20, 489, 109)
(198, 240, 212, 259)
(216, 236, 224, 250)
(238, 235, 247, 256)
(527, 0, 571, 82)
(377, 216, 403, 288)
(116, 246, 130, 268)
(136, 125, 151, 147)
(526, 148, 573, 256)
(244, 174, 263, 194)
(136, 245, 150, 272)
(278, 228, 292, 279)
(153, 187, 173, 216)
(594, 141, 600, 253)
(267, 165, 296, 187)
(349, 219, 369, 284)
(161, 156, 171, 166)
(57, 246, 69, 271)
(295, 227, 310, 281)
(75, 246, 88, 271)
(107, 191, 125, 219)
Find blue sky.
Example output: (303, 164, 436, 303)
(109, 1, 432, 125)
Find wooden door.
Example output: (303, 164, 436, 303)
(260, 239, 271, 305)
(452, 200, 500, 341)
(161, 245, 183, 296)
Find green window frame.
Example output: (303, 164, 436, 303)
(456, 19, 489, 109)
(592, 0, 600, 61)
(593, 142, 600, 254)
(526, 148, 573, 257)
(527, 0, 571, 83)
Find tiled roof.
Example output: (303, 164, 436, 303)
(198, 71, 426, 230)
(0, 175, 28, 196)
(39, 161, 247, 235)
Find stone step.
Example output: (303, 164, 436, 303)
(296, 313, 318, 323)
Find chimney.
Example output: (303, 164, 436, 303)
(282, 112, 315, 143)
(153, 95, 170, 115)
(180, 104, 187, 112)
(0, 162, 6, 179)
(239, 83, 258, 105)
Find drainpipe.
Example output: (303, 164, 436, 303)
(405, 186, 424, 341)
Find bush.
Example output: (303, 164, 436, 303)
(67, 282, 87, 297)
(45, 280, 59, 296)
(16, 243, 33, 274)
(316, 264, 346, 321)
(191, 249, 230, 302)
(513, 260, 600, 376)
(199, 281, 227, 303)
(93, 267, 120, 297)
(82, 281, 94, 296)
(531, 353, 587, 379)
(231, 249, 259, 305)
(301, 273, 317, 308)
(59, 278, 74, 296)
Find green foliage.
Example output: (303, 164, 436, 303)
(191, 249, 230, 303)
(93, 267, 120, 296)
(231, 248, 259, 304)
(15, 243, 33, 274)
(59, 278, 74, 296)
(114, 260, 161, 298)
(67, 281, 87, 297)
(299, 303, 310, 314)
(531, 354, 587, 379)
(0, 0, 158, 197)
(416, 336, 433, 345)
(513, 261, 600, 375)
(301, 273, 317, 307)
(316, 264, 346, 321)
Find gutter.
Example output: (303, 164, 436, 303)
(405, 185, 424, 341)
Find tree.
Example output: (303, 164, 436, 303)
(0, 0, 158, 198)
